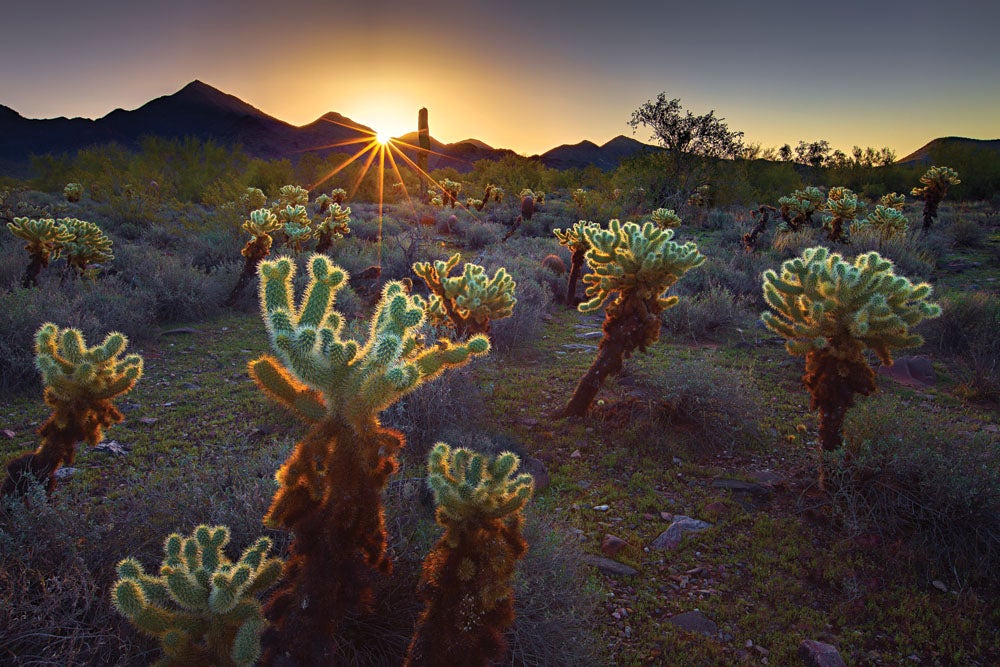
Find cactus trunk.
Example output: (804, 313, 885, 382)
(20, 254, 46, 288)
(418, 108, 430, 200)
(565, 247, 587, 306)
(260, 418, 402, 665)
(922, 194, 941, 232)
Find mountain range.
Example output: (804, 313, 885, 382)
(0, 80, 654, 175)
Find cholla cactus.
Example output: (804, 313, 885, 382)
(820, 187, 863, 242)
(487, 184, 504, 202)
(313, 202, 351, 254)
(248, 254, 489, 661)
(762, 247, 941, 479)
(854, 204, 910, 240)
(686, 184, 710, 207)
(572, 188, 589, 208)
(519, 188, 536, 201)
(242, 187, 268, 212)
(465, 198, 484, 210)
(228, 209, 283, 305)
(403, 444, 533, 667)
(63, 183, 83, 203)
(440, 179, 462, 208)
(878, 192, 906, 211)
(313, 194, 333, 214)
(911, 165, 960, 231)
(113, 525, 283, 667)
(777, 186, 825, 231)
(648, 208, 682, 229)
(329, 187, 348, 205)
(428, 189, 444, 207)
(412, 253, 516, 338)
(561, 219, 704, 417)
(277, 204, 312, 254)
(2, 324, 142, 497)
(553, 220, 599, 305)
(6, 217, 73, 287)
(276, 185, 309, 209)
(59, 218, 114, 278)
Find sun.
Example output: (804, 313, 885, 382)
(375, 130, 391, 145)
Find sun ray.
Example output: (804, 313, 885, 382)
(347, 140, 381, 201)
(387, 143, 481, 221)
(293, 136, 374, 154)
(388, 137, 478, 168)
(309, 139, 380, 191)
(384, 146, 418, 219)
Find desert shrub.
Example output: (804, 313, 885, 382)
(624, 357, 766, 453)
(772, 227, 821, 257)
(948, 216, 987, 248)
(703, 208, 736, 231)
(672, 251, 772, 310)
(832, 395, 1000, 586)
(457, 219, 505, 248)
(661, 285, 754, 342)
(187, 226, 244, 272)
(113, 244, 226, 323)
(920, 290, 1000, 400)
(847, 227, 935, 279)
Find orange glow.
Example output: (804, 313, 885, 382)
(375, 131, 391, 145)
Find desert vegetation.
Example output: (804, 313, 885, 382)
(1, 118, 998, 666)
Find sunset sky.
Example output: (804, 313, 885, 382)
(3, 0, 997, 157)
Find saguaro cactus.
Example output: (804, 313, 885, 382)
(412, 253, 516, 338)
(911, 165, 960, 231)
(761, 247, 940, 482)
(248, 254, 489, 662)
(113, 525, 284, 667)
(6, 217, 73, 287)
(418, 108, 430, 198)
(553, 220, 598, 305)
(403, 444, 533, 667)
(560, 219, 704, 417)
(1, 324, 142, 497)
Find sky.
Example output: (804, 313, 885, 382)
(3, 0, 998, 157)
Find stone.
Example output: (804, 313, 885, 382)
(711, 478, 773, 508)
(576, 331, 603, 340)
(583, 555, 638, 577)
(519, 457, 550, 493)
(180, 382, 200, 390)
(877, 355, 936, 388)
(748, 470, 787, 489)
(601, 534, 629, 557)
(54, 467, 78, 480)
(667, 610, 718, 637)
(2, 429, 14, 439)
(92, 440, 130, 457)
(798, 639, 847, 667)
(138, 417, 159, 425)
(161, 327, 198, 336)
(561, 343, 598, 352)
(650, 516, 712, 550)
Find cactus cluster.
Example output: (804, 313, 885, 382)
(412, 253, 516, 338)
(648, 207, 682, 229)
(821, 187, 865, 242)
(7, 216, 113, 286)
(2, 324, 142, 497)
(561, 219, 704, 416)
(854, 204, 910, 240)
(911, 165, 960, 231)
(241, 187, 268, 212)
(329, 187, 348, 205)
(777, 186, 825, 232)
(878, 192, 906, 210)
(439, 179, 462, 208)
(404, 444, 533, 667)
(313, 202, 351, 254)
(686, 184, 710, 207)
(276, 185, 309, 208)
(249, 253, 490, 661)
(762, 246, 940, 475)
(553, 220, 599, 305)
(276, 204, 312, 254)
(113, 525, 283, 667)
(63, 182, 84, 202)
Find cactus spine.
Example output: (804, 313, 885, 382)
(553, 220, 598, 306)
(1, 324, 142, 497)
(113, 525, 283, 667)
(560, 220, 704, 417)
(403, 444, 533, 667)
(249, 254, 489, 662)
(412, 253, 516, 338)
(911, 165, 960, 231)
(761, 247, 941, 482)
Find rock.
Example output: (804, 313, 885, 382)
(583, 555, 638, 577)
(138, 417, 159, 425)
(878, 355, 936, 388)
(667, 610, 718, 637)
(180, 382, 200, 390)
(650, 516, 712, 550)
(519, 457, 550, 493)
(704, 501, 729, 517)
(570, 449, 582, 458)
(601, 534, 629, 557)
(92, 440, 130, 456)
(798, 639, 847, 667)
(748, 470, 787, 489)
(931, 580, 947, 592)
(593, 504, 610, 511)
(561, 343, 598, 352)
(2, 429, 14, 439)
(576, 331, 603, 340)
(54, 467, 78, 480)
(711, 478, 773, 508)
(161, 327, 199, 336)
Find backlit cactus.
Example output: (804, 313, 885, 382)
(6, 216, 73, 287)
(440, 179, 462, 208)
(821, 187, 864, 242)
(276, 204, 312, 254)
(561, 219, 704, 417)
(648, 207, 681, 229)
(403, 444, 533, 667)
(313, 194, 333, 214)
(855, 204, 910, 240)
(553, 220, 599, 305)
(113, 525, 283, 667)
(686, 184, 710, 208)
(911, 165, 960, 231)
(777, 186, 825, 231)
(248, 254, 490, 662)
(229, 209, 282, 305)
(59, 217, 114, 277)
(1, 323, 142, 497)
(313, 202, 351, 254)
(329, 187, 348, 205)
(465, 198, 484, 210)
(242, 187, 268, 212)
(276, 185, 309, 208)
(412, 253, 516, 338)
(878, 192, 906, 211)
(63, 182, 83, 202)
(762, 246, 941, 480)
